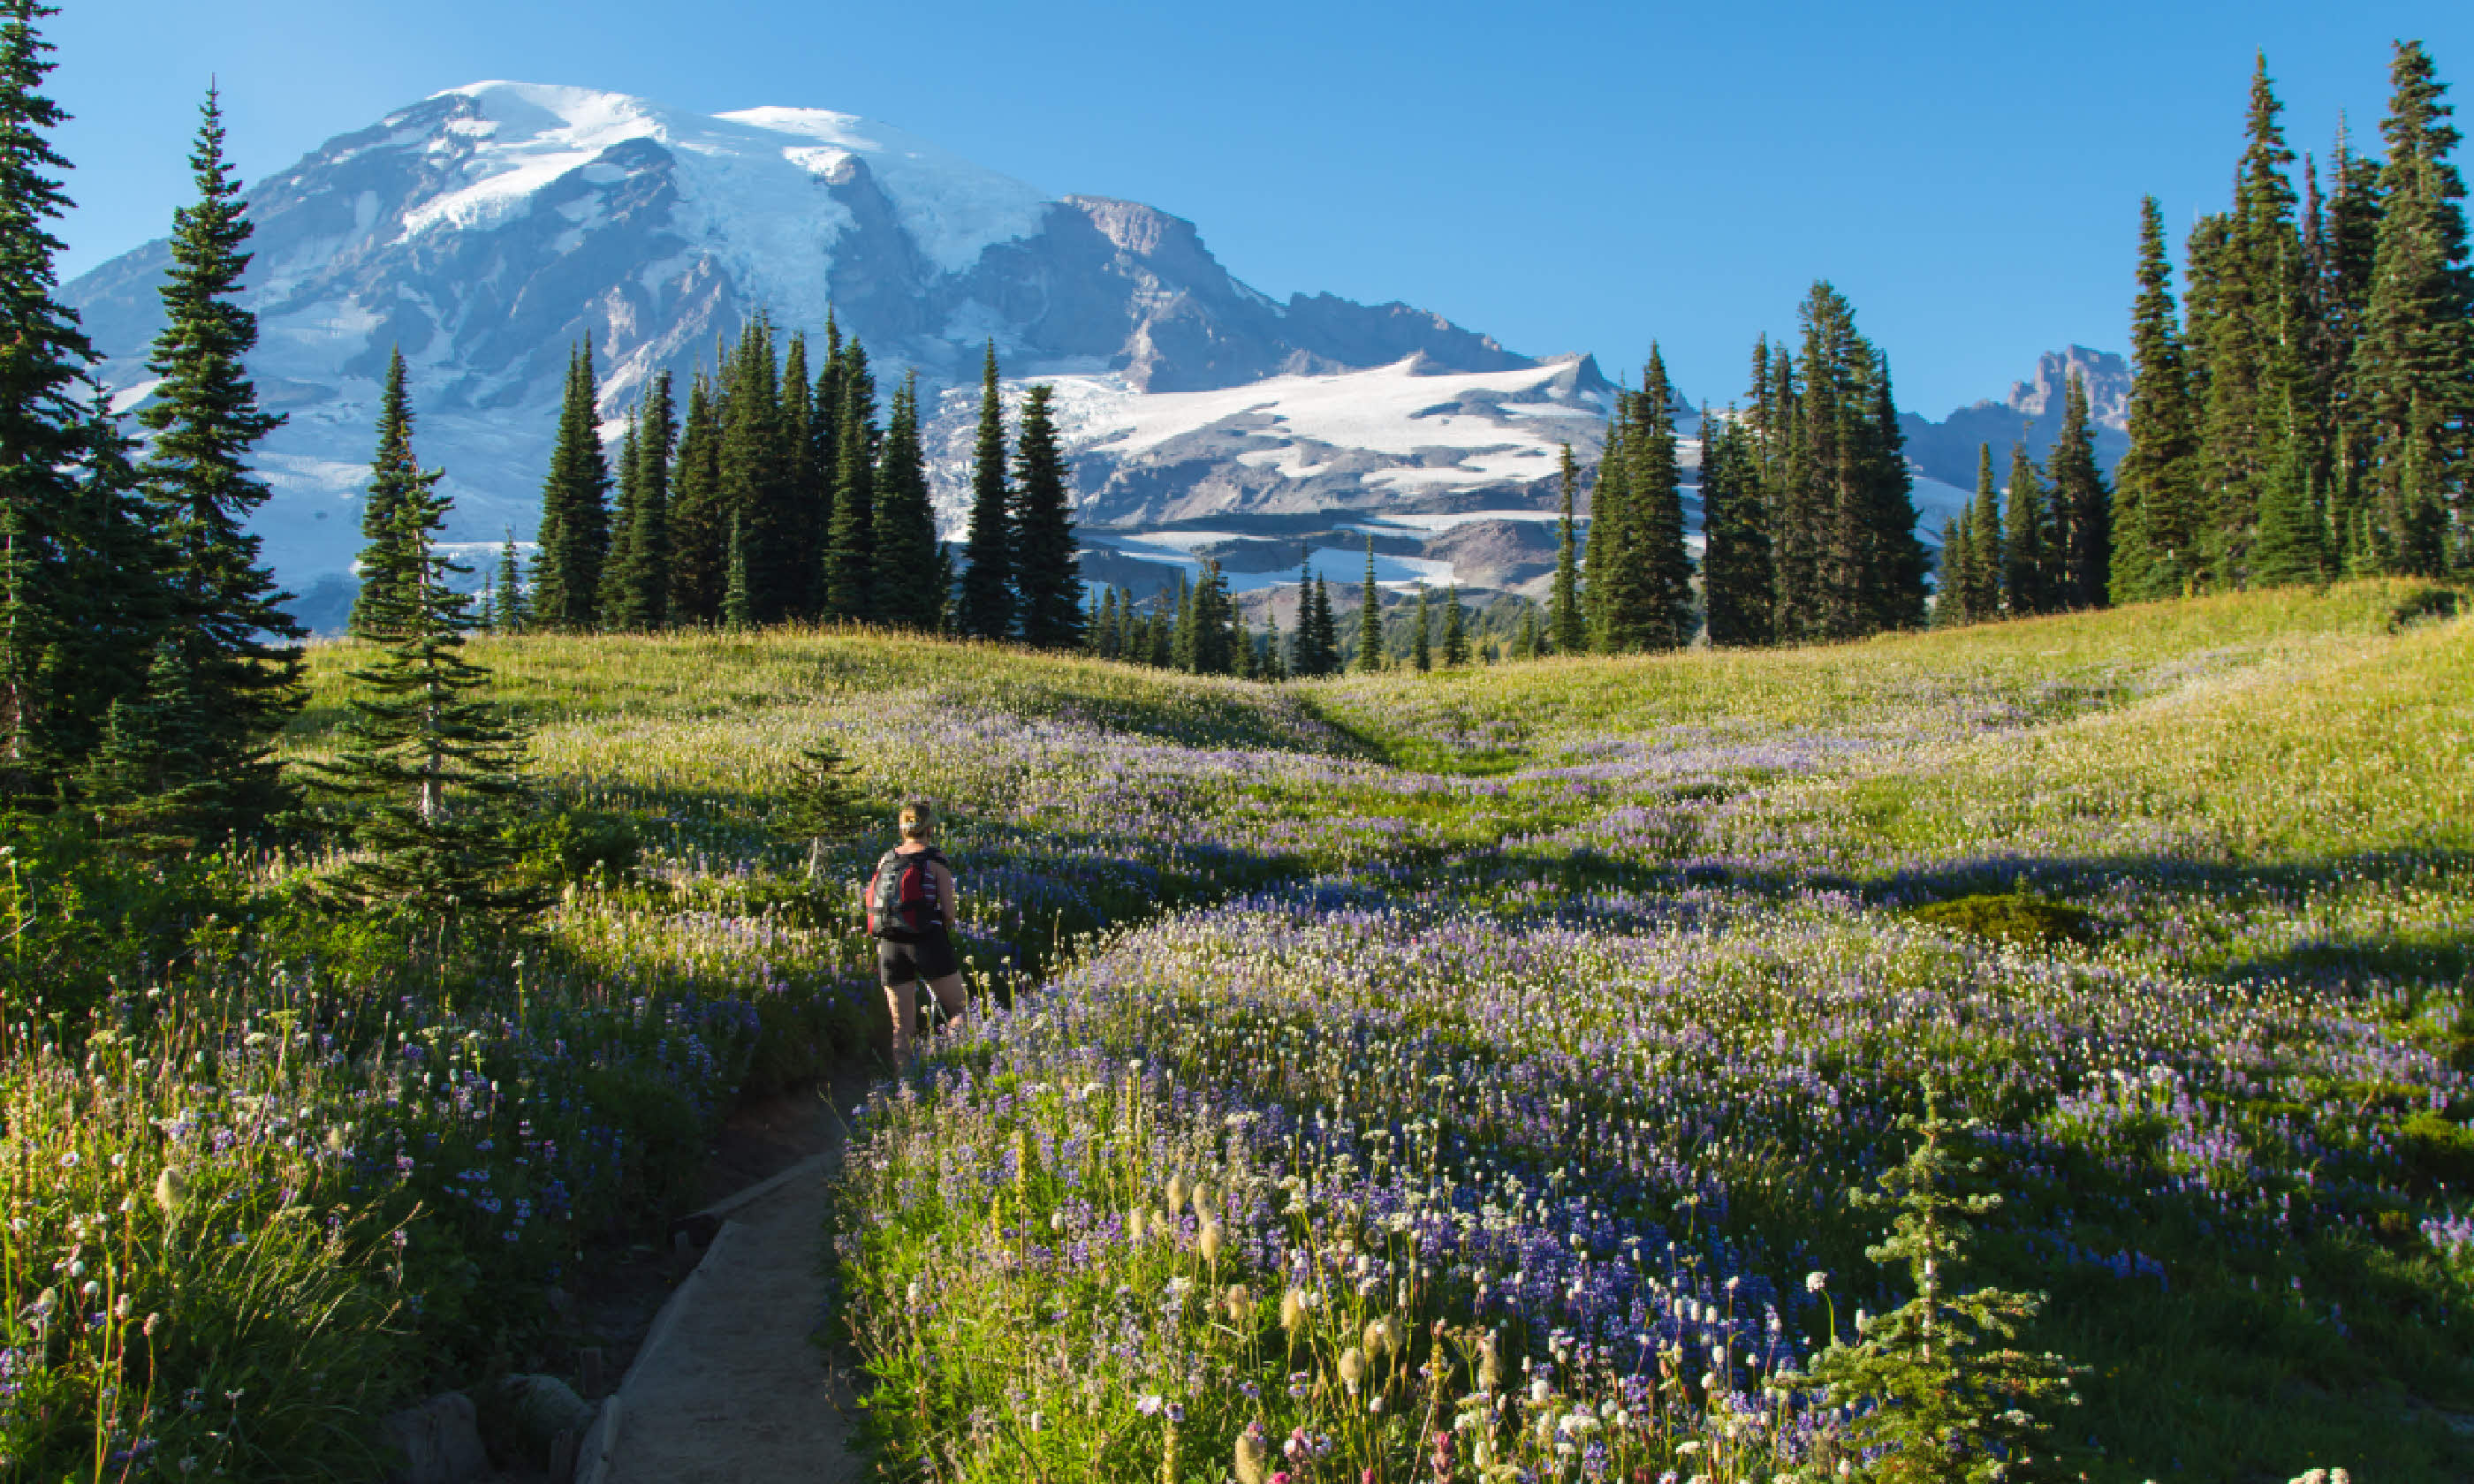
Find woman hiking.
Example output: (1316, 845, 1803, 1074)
(863, 800, 966, 1065)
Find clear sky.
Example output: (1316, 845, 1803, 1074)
(43, 0, 2474, 416)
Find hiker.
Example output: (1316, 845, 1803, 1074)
(864, 799, 965, 1064)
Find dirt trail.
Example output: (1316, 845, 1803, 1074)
(579, 1078, 868, 1484)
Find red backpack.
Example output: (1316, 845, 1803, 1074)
(867, 848, 945, 941)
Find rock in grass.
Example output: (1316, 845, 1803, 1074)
(378, 1391, 491, 1484)
(477, 1374, 596, 1467)
(1908, 891, 2095, 948)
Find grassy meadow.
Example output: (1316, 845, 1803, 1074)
(2, 579, 2469, 1480)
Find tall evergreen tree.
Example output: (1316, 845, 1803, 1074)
(0, 0, 95, 791)
(492, 529, 527, 634)
(136, 85, 303, 830)
(1514, 602, 1541, 659)
(722, 511, 755, 632)
(1551, 442, 1586, 655)
(1440, 585, 1469, 666)
(307, 407, 541, 928)
(600, 410, 642, 625)
(1700, 406, 1773, 647)
(603, 372, 674, 631)
(2047, 373, 2112, 608)
(2114, 196, 2204, 602)
(1010, 383, 1082, 649)
(350, 348, 421, 637)
(823, 342, 877, 620)
(2004, 443, 2051, 616)
(1356, 537, 1385, 672)
(55, 389, 161, 763)
(777, 331, 817, 613)
(1966, 444, 2004, 619)
(873, 373, 943, 629)
(1936, 514, 1972, 626)
(1634, 348, 1696, 647)
(958, 341, 1013, 639)
(667, 370, 725, 624)
(2360, 40, 2470, 573)
(2193, 56, 2307, 588)
(532, 338, 612, 630)
(720, 316, 799, 620)
(1585, 404, 1636, 649)
(1410, 583, 1432, 671)
(2250, 390, 2331, 586)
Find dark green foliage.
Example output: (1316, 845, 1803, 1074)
(1775, 1082, 2083, 1482)
(722, 511, 754, 632)
(1410, 583, 1431, 671)
(773, 738, 872, 882)
(1177, 560, 1234, 675)
(2004, 443, 2050, 616)
(823, 343, 877, 622)
(2046, 374, 2111, 608)
(1010, 383, 1081, 649)
(1513, 601, 1540, 659)
(307, 398, 542, 928)
(1288, 559, 1340, 678)
(135, 87, 304, 833)
(666, 371, 725, 625)
(602, 373, 673, 631)
(718, 316, 795, 622)
(2250, 395, 2330, 587)
(1591, 352, 1696, 651)
(958, 341, 1013, 640)
(1965, 444, 2003, 620)
(872, 374, 942, 630)
(1700, 407, 1773, 646)
(350, 348, 419, 637)
(1772, 284, 1926, 640)
(1551, 443, 1586, 654)
(1935, 515, 1970, 627)
(1582, 410, 1624, 650)
(1439, 584, 1468, 667)
(79, 637, 221, 852)
(1908, 891, 2096, 948)
(0, 0, 103, 793)
(531, 340, 612, 631)
(2114, 197, 2204, 602)
(1356, 538, 1384, 673)
(2359, 41, 2470, 576)
(491, 530, 527, 634)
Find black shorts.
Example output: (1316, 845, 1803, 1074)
(877, 928, 960, 985)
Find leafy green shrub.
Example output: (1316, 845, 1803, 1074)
(2396, 1110, 2474, 1187)
(1909, 891, 2096, 948)
(511, 808, 645, 887)
(2387, 586, 2462, 632)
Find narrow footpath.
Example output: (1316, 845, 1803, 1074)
(578, 1088, 865, 1484)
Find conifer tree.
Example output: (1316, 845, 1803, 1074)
(2114, 197, 2204, 602)
(823, 343, 877, 620)
(2194, 57, 2307, 588)
(2004, 443, 2050, 616)
(0, 0, 96, 792)
(1636, 348, 1696, 647)
(2360, 40, 2470, 574)
(1551, 443, 1585, 654)
(1091, 587, 1119, 658)
(958, 340, 1013, 639)
(1233, 613, 1258, 680)
(307, 395, 542, 928)
(778, 330, 816, 611)
(873, 373, 942, 629)
(1700, 407, 1773, 647)
(603, 372, 673, 631)
(1966, 445, 2003, 619)
(1936, 515, 1970, 626)
(2251, 390, 2331, 587)
(532, 338, 612, 630)
(722, 512, 755, 632)
(1311, 574, 1339, 675)
(1514, 602, 1540, 659)
(2046, 373, 2112, 608)
(1010, 383, 1082, 648)
(351, 349, 421, 637)
(492, 530, 527, 634)
(53, 389, 161, 765)
(600, 411, 641, 625)
(1441, 585, 1468, 666)
(79, 636, 219, 851)
(1585, 404, 1635, 649)
(135, 85, 304, 829)
(720, 316, 797, 620)
(1773, 1081, 2082, 1480)
(1356, 537, 1384, 672)
(667, 370, 725, 624)
(1410, 583, 1431, 671)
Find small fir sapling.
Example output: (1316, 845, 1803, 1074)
(1773, 1077, 2083, 1482)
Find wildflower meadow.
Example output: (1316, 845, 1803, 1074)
(1, 579, 2469, 1480)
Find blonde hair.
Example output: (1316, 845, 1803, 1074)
(898, 800, 937, 840)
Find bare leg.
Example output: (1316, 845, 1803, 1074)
(884, 980, 919, 1066)
(922, 972, 968, 1038)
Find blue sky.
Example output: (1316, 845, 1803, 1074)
(45, 0, 2473, 416)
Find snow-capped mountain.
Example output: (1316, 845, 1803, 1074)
(66, 80, 2118, 625)
(67, 80, 1590, 626)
